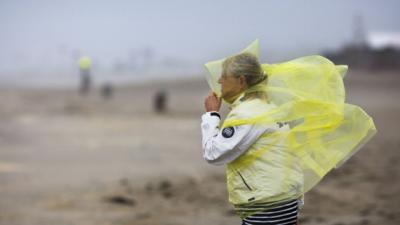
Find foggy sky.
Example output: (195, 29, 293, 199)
(0, 0, 399, 74)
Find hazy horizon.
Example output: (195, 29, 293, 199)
(0, 0, 399, 87)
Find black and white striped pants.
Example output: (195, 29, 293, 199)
(241, 199, 299, 225)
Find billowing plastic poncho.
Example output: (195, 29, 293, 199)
(204, 39, 377, 196)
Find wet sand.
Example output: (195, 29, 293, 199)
(0, 70, 399, 225)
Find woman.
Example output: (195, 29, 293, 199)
(202, 53, 303, 225)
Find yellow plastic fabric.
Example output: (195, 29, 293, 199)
(204, 40, 377, 196)
(204, 39, 260, 97)
(79, 56, 92, 70)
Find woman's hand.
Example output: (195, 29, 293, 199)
(204, 91, 221, 112)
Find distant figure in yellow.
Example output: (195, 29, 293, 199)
(79, 56, 92, 95)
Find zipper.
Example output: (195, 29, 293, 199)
(236, 170, 253, 191)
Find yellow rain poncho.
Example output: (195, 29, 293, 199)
(204, 40, 377, 206)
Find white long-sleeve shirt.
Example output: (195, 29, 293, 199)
(201, 111, 305, 207)
(201, 111, 274, 165)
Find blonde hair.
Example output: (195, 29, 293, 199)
(222, 52, 266, 87)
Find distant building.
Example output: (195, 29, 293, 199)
(323, 32, 400, 70)
(368, 32, 400, 50)
(323, 14, 400, 70)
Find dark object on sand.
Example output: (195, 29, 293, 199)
(158, 180, 172, 191)
(104, 195, 136, 206)
(158, 179, 173, 198)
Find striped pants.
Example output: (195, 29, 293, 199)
(241, 199, 300, 225)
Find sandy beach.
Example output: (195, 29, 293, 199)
(0, 70, 399, 225)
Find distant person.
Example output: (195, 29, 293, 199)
(153, 90, 167, 113)
(78, 56, 92, 95)
(100, 82, 113, 99)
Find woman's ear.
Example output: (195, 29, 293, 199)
(239, 75, 247, 88)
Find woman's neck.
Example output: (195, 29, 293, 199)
(225, 92, 244, 104)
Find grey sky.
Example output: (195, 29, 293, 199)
(0, 0, 399, 74)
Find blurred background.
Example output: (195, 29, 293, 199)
(0, 0, 399, 224)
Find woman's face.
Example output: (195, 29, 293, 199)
(218, 70, 246, 103)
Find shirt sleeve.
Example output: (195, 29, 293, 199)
(201, 111, 270, 166)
